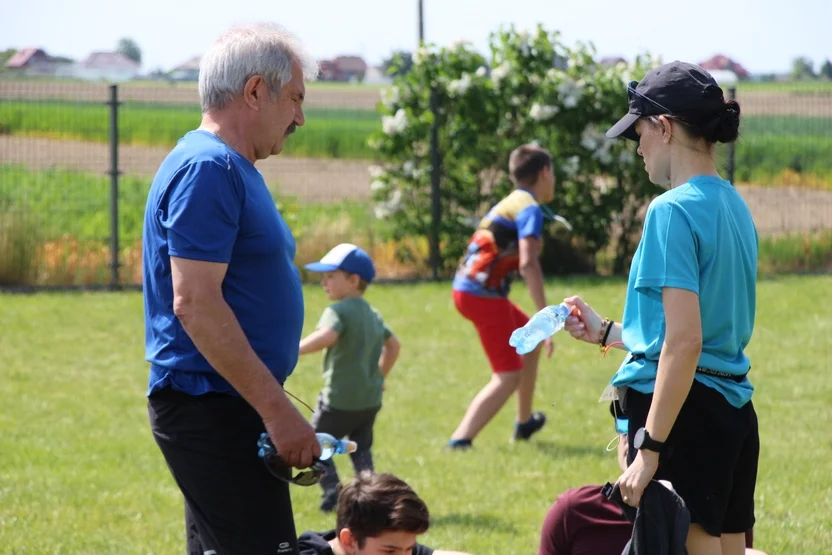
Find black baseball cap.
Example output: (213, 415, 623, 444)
(606, 61, 726, 141)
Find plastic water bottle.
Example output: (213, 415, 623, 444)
(317, 433, 357, 460)
(257, 432, 357, 462)
(509, 303, 571, 355)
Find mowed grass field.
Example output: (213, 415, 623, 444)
(1, 277, 831, 554)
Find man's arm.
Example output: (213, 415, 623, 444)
(171, 256, 319, 468)
(379, 334, 401, 378)
(299, 328, 339, 355)
(518, 236, 547, 311)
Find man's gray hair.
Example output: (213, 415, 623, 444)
(198, 22, 319, 112)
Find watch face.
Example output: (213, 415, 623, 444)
(634, 427, 646, 448)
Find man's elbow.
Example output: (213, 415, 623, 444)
(173, 293, 197, 325)
(518, 261, 539, 277)
(173, 287, 219, 325)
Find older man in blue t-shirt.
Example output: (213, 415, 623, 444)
(142, 23, 321, 555)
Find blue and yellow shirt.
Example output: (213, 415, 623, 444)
(452, 189, 544, 298)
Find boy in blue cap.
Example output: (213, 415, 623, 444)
(299, 243, 402, 512)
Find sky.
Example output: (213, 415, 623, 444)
(1, 0, 828, 75)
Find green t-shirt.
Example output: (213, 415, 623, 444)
(317, 296, 393, 411)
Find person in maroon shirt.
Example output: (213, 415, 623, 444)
(538, 405, 766, 555)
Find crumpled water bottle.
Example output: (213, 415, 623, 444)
(257, 432, 357, 462)
(509, 303, 571, 355)
(316, 433, 357, 460)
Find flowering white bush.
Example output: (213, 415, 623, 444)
(369, 24, 664, 273)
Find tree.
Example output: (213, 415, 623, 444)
(368, 25, 664, 275)
(382, 51, 413, 77)
(117, 38, 142, 65)
(791, 57, 815, 80)
(0, 48, 17, 69)
(820, 59, 832, 81)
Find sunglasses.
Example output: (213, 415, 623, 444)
(627, 80, 673, 115)
(540, 204, 574, 231)
(256, 390, 325, 487)
(257, 432, 327, 487)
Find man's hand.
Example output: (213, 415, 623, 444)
(262, 402, 321, 469)
(616, 449, 659, 508)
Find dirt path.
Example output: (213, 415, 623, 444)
(2, 135, 831, 233)
(0, 136, 373, 202)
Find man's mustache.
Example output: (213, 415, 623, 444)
(285, 124, 297, 137)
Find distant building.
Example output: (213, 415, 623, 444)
(698, 54, 751, 80)
(57, 51, 140, 82)
(4, 47, 69, 76)
(169, 56, 201, 81)
(318, 55, 368, 82)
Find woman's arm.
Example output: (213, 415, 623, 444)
(645, 287, 703, 442)
(617, 286, 702, 508)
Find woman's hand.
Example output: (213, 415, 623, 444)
(562, 296, 604, 345)
(616, 449, 659, 508)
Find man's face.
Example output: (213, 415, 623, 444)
(342, 529, 420, 555)
(261, 60, 306, 157)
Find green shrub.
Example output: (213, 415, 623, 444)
(0, 208, 39, 286)
(758, 230, 832, 274)
(369, 25, 665, 274)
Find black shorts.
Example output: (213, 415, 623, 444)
(148, 388, 299, 555)
(623, 380, 759, 537)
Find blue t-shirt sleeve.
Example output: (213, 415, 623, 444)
(634, 200, 699, 299)
(160, 160, 243, 264)
(516, 204, 544, 239)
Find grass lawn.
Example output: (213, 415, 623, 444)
(1, 276, 831, 554)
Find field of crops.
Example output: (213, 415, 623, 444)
(0, 99, 379, 160)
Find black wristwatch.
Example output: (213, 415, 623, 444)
(633, 427, 665, 453)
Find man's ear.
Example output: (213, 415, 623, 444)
(339, 528, 357, 551)
(242, 75, 265, 110)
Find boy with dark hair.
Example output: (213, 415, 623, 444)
(298, 472, 471, 555)
(300, 244, 402, 512)
(448, 143, 556, 449)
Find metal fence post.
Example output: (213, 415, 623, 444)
(726, 86, 737, 185)
(428, 88, 442, 280)
(107, 84, 121, 290)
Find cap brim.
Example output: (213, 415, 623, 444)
(606, 112, 640, 141)
(304, 262, 339, 273)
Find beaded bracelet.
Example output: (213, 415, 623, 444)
(599, 318, 614, 352)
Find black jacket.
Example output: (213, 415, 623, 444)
(603, 480, 690, 555)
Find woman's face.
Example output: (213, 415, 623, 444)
(635, 117, 672, 187)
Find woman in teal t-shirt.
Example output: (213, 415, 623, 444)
(562, 61, 759, 555)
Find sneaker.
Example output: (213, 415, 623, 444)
(512, 411, 547, 442)
(445, 438, 473, 451)
(319, 487, 339, 513)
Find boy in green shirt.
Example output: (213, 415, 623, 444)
(300, 243, 402, 512)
